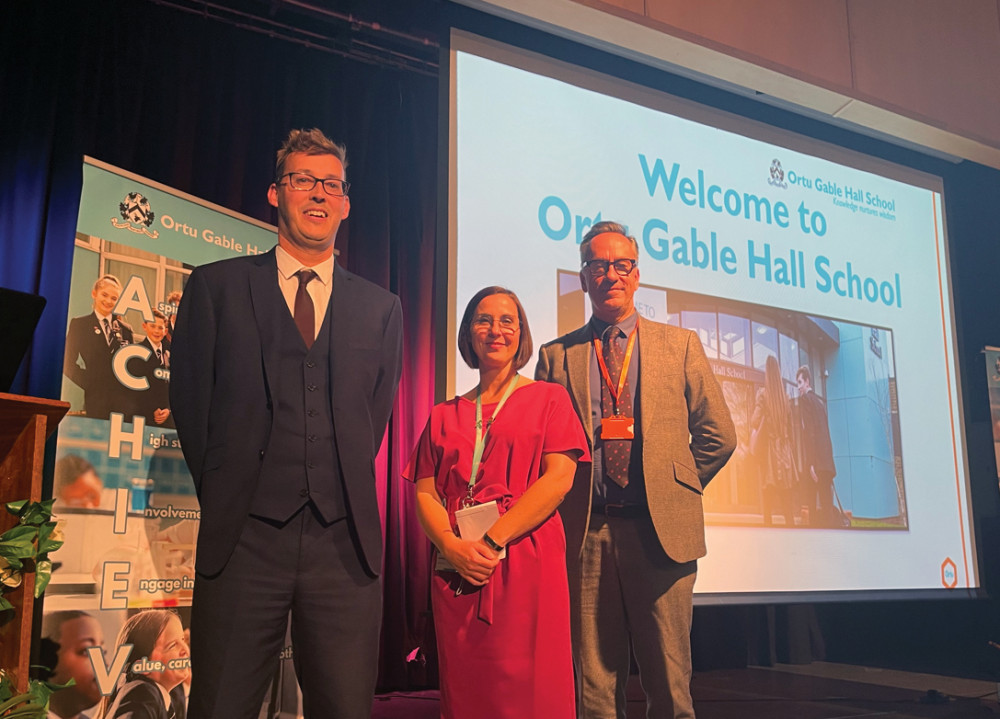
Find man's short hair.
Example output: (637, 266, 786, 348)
(275, 128, 348, 180)
(796, 365, 813, 385)
(92, 274, 122, 294)
(457, 286, 534, 371)
(579, 221, 639, 263)
(166, 290, 183, 305)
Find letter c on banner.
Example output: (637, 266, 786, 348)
(113, 344, 153, 390)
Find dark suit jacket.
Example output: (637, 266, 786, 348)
(536, 316, 736, 564)
(798, 390, 836, 477)
(64, 311, 134, 418)
(169, 249, 403, 576)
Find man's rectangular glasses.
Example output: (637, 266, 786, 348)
(277, 172, 350, 197)
(582, 258, 637, 277)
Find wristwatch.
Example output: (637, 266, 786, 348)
(482, 532, 504, 553)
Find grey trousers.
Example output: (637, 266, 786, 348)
(569, 514, 698, 719)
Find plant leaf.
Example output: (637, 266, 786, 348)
(0, 524, 39, 554)
(0, 554, 25, 571)
(0, 690, 34, 715)
(0, 677, 65, 717)
(5, 702, 48, 718)
(24, 677, 60, 707)
(18, 501, 53, 527)
(33, 560, 52, 598)
(37, 523, 63, 555)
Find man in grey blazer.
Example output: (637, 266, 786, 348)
(536, 221, 736, 719)
(171, 129, 402, 719)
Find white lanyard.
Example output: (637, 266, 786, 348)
(464, 373, 519, 508)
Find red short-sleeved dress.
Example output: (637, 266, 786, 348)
(404, 381, 589, 719)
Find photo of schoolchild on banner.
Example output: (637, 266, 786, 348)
(44, 158, 299, 719)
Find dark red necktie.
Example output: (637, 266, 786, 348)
(294, 269, 317, 348)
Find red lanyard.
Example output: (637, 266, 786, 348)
(593, 325, 637, 416)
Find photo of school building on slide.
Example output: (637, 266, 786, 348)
(555, 270, 906, 530)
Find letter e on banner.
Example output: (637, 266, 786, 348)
(101, 561, 130, 609)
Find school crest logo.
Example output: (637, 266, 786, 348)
(767, 159, 787, 189)
(111, 191, 159, 238)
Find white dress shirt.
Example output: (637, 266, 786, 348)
(274, 244, 335, 338)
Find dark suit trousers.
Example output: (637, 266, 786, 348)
(187, 504, 381, 719)
(811, 469, 837, 527)
(570, 514, 698, 719)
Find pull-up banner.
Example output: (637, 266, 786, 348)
(48, 158, 298, 717)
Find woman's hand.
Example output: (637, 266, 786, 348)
(414, 476, 500, 585)
(440, 534, 500, 586)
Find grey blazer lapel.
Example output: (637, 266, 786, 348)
(248, 249, 283, 403)
(566, 328, 594, 444)
(636, 316, 662, 442)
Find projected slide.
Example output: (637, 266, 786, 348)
(448, 32, 976, 597)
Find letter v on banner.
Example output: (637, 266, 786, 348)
(89, 643, 134, 696)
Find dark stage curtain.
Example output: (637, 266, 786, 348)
(1, 0, 437, 689)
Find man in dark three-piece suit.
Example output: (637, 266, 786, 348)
(170, 129, 403, 719)
(796, 365, 838, 527)
(63, 274, 133, 419)
(536, 221, 736, 719)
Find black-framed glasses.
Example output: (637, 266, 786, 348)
(582, 258, 637, 277)
(276, 172, 350, 197)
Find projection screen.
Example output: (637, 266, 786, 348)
(445, 30, 978, 601)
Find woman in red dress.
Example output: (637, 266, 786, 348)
(405, 286, 589, 719)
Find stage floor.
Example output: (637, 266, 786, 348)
(371, 662, 999, 718)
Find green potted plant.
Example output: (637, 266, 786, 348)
(0, 499, 66, 718)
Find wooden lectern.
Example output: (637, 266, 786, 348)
(0, 393, 68, 691)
